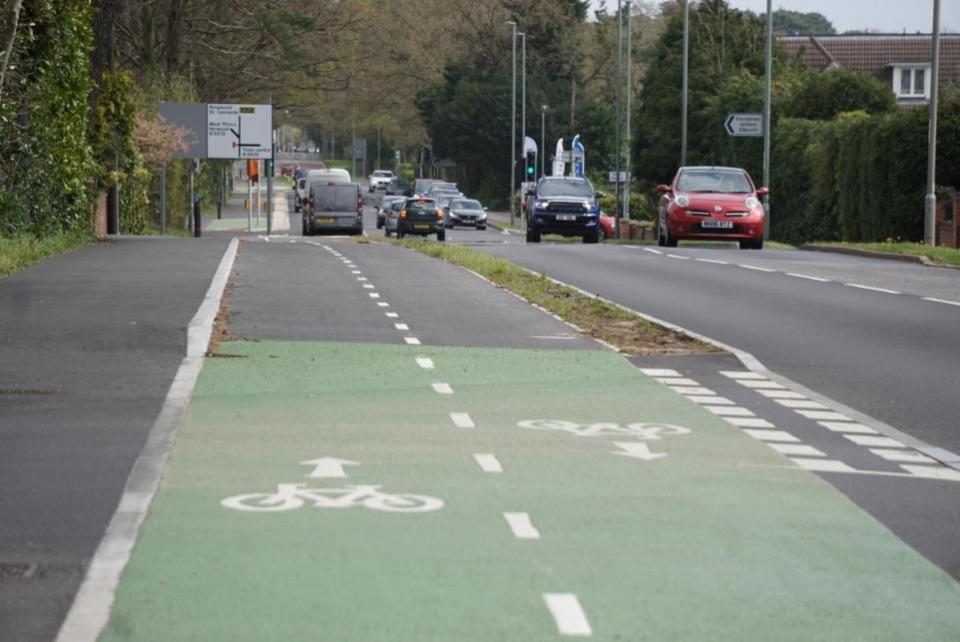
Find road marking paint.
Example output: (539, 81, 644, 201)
(432, 383, 454, 395)
(369, 292, 381, 299)
(671, 386, 716, 395)
(844, 434, 906, 448)
(404, 337, 421, 345)
(923, 296, 960, 307)
(543, 594, 592, 637)
(787, 273, 831, 282)
(870, 449, 936, 464)
(737, 380, 785, 389)
(743, 429, 800, 442)
(363, 284, 375, 289)
(724, 417, 775, 428)
(642, 247, 663, 255)
(901, 465, 960, 481)
(300, 457, 359, 479)
(720, 370, 766, 379)
(639, 368, 682, 377)
(377, 302, 390, 307)
(818, 421, 877, 434)
(385, 312, 399, 318)
(613, 441, 668, 460)
(696, 258, 728, 265)
(474, 453, 503, 473)
(503, 513, 540, 539)
(705, 406, 754, 417)
(357, 277, 368, 281)
(686, 395, 735, 405)
(775, 399, 828, 410)
(654, 377, 700, 386)
(739, 264, 776, 272)
(667, 254, 690, 260)
(351, 270, 361, 274)
(796, 410, 851, 421)
(395, 323, 410, 331)
(768, 443, 826, 457)
(792, 458, 857, 473)
(449, 412, 474, 428)
(415, 357, 434, 369)
(844, 283, 901, 295)
(758, 389, 806, 399)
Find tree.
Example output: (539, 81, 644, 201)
(770, 10, 836, 36)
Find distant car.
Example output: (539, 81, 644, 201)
(526, 176, 602, 244)
(385, 178, 411, 196)
(598, 213, 616, 241)
(446, 198, 487, 230)
(377, 196, 406, 229)
(296, 168, 350, 212)
(303, 182, 363, 236)
(413, 178, 441, 196)
(656, 166, 767, 249)
(384, 200, 403, 237)
(368, 169, 395, 192)
(397, 197, 445, 241)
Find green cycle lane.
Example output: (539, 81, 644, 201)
(102, 341, 960, 641)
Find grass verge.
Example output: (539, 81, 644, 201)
(388, 238, 716, 356)
(808, 242, 960, 267)
(0, 232, 93, 279)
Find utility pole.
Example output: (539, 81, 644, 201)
(762, 0, 773, 239)
(507, 20, 517, 226)
(521, 33, 527, 185)
(623, 1, 632, 228)
(681, 0, 690, 166)
(267, 96, 274, 236)
(109, 14, 120, 236)
(925, 0, 942, 246)
(615, 0, 623, 221)
(541, 105, 549, 178)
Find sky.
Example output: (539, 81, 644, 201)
(590, 1, 960, 34)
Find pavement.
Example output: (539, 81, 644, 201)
(4, 190, 960, 640)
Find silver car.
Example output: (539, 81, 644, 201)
(383, 200, 404, 237)
(445, 198, 487, 230)
(377, 196, 406, 229)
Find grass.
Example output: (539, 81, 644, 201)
(385, 237, 715, 356)
(322, 159, 353, 172)
(0, 232, 93, 279)
(809, 242, 960, 267)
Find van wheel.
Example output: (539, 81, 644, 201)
(583, 229, 600, 244)
(437, 230, 446, 242)
(526, 227, 541, 243)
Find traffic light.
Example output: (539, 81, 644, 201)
(267, 159, 275, 177)
(525, 150, 537, 178)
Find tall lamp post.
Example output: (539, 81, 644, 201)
(622, 1, 633, 231)
(925, 0, 942, 246)
(681, 0, 690, 166)
(520, 33, 527, 184)
(762, 0, 772, 239)
(541, 105, 550, 178)
(615, 0, 623, 223)
(507, 21, 518, 226)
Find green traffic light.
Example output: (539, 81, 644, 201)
(526, 166, 534, 175)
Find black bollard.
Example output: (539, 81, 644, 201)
(217, 198, 222, 219)
(194, 198, 202, 238)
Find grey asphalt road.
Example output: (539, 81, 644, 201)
(0, 237, 230, 642)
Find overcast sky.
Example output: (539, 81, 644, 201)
(590, 1, 960, 34)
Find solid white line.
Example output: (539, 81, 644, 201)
(639, 368, 682, 377)
(923, 297, 960, 307)
(743, 429, 800, 442)
(844, 434, 906, 448)
(449, 412, 475, 428)
(474, 453, 503, 473)
(432, 383, 454, 395)
(786, 273, 830, 282)
(395, 323, 410, 331)
(543, 594, 592, 636)
(56, 239, 240, 642)
(739, 264, 775, 272)
(818, 421, 877, 434)
(187, 238, 240, 357)
(642, 247, 663, 255)
(844, 283, 900, 295)
(667, 254, 690, 260)
(369, 292, 381, 298)
(385, 312, 399, 318)
(415, 357, 434, 369)
(404, 337, 421, 345)
(768, 443, 826, 457)
(504, 512, 541, 539)
(696, 258, 728, 265)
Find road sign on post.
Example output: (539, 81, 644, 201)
(208, 104, 272, 159)
(724, 113, 763, 137)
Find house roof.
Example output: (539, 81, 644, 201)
(778, 35, 960, 85)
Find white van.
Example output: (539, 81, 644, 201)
(295, 169, 351, 212)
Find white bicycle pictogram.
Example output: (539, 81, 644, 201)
(518, 419, 690, 440)
(221, 483, 444, 513)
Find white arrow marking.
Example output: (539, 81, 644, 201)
(300, 457, 360, 479)
(612, 442, 668, 461)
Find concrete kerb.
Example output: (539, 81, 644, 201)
(56, 238, 240, 642)
(800, 244, 960, 270)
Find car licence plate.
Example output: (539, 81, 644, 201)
(556, 214, 577, 221)
(701, 220, 734, 229)
(317, 217, 334, 224)
(414, 224, 430, 230)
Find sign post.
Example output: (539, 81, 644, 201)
(724, 113, 763, 137)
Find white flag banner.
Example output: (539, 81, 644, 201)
(523, 136, 538, 155)
(554, 138, 565, 177)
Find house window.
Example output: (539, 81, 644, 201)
(894, 66, 930, 99)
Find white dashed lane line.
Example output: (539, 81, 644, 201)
(786, 273, 831, 282)
(667, 254, 690, 260)
(473, 453, 503, 473)
(404, 337, 421, 345)
(543, 594, 593, 637)
(845, 283, 901, 295)
(695, 258, 728, 265)
(923, 297, 960, 307)
(394, 323, 409, 331)
(641, 247, 663, 255)
(767, 443, 826, 457)
(377, 302, 390, 308)
(431, 382, 454, 395)
(415, 357, 434, 370)
(503, 513, 541, 540)
(385, 312, 399, 318)
(368, 292, 381, 299)
(739, 264, 776, 272)
(743, 429, 801, 442)
(449, 412, 474, 428)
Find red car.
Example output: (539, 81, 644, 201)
(656, 166, 768, 249)
(599, 212, 616, 241)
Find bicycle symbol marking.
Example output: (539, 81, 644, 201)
(517, 419, 690, 441)
(221, 483, 444, 513)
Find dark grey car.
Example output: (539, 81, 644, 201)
(445, 199, 487, 230)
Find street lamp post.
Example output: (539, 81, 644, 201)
(762, 0, 772, 239)
(681, 0, 690, 166)
(623, 1, 632, 231)
(541, 105, 549, 178)
(615, 0, 623, 222)
(521, 33, 527, 184)
(507, 21, 518, 227)
(925, 0, 942, 246)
